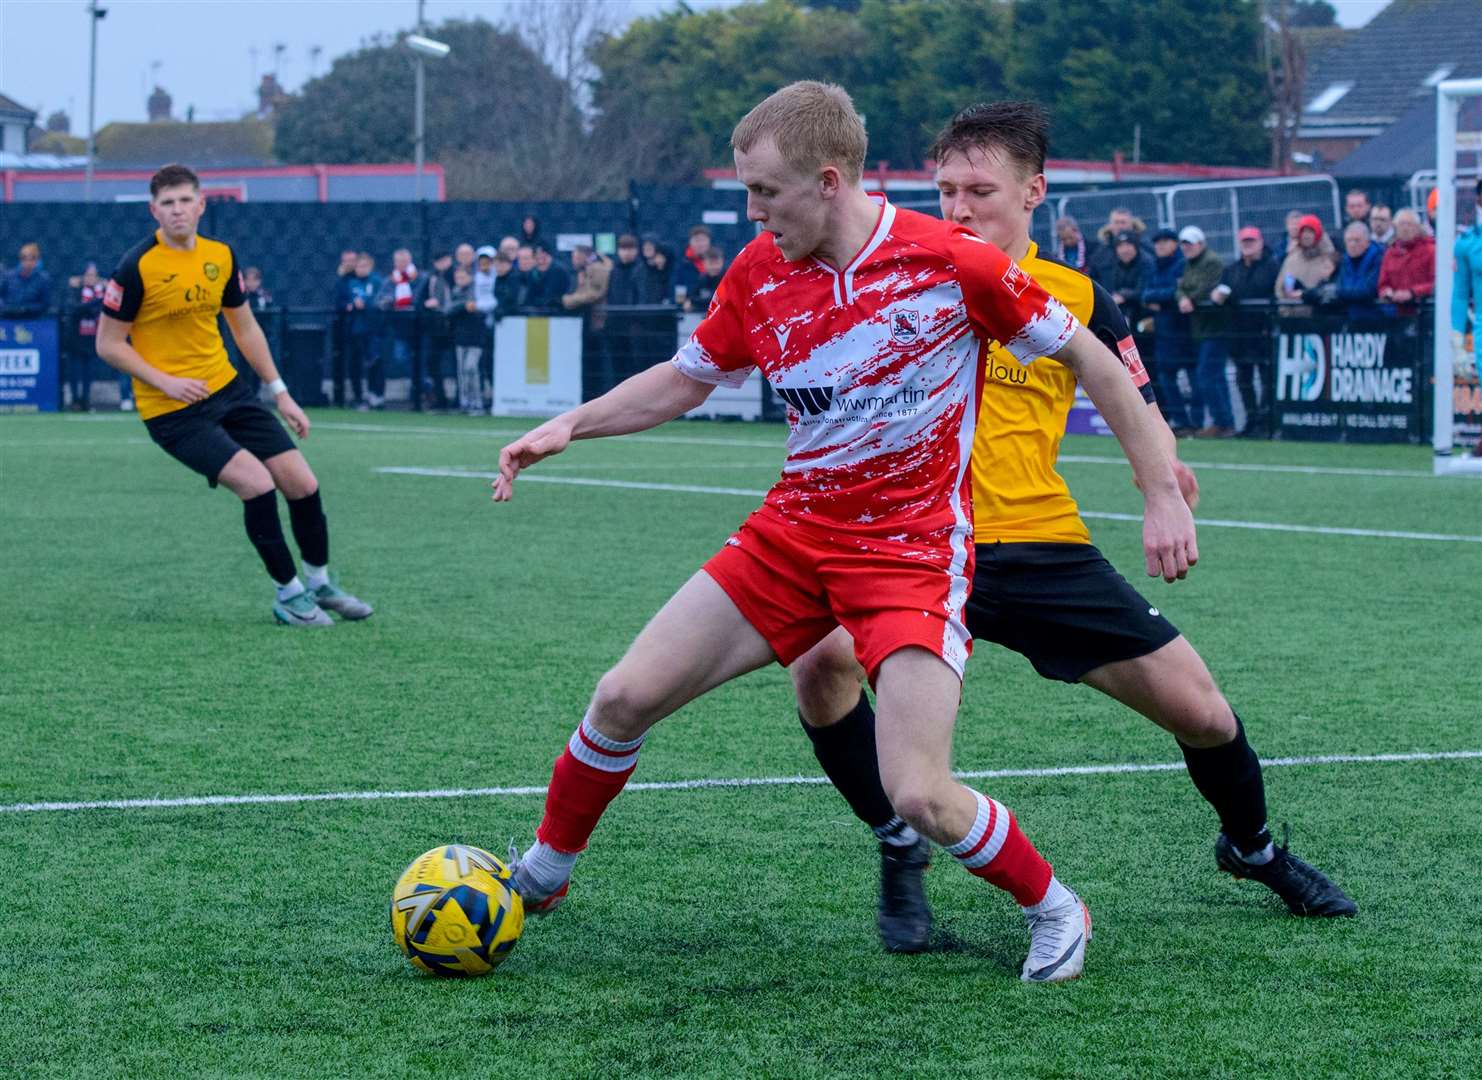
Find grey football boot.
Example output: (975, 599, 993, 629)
(310, 581, 374, 620)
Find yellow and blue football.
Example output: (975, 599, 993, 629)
(391, 844, 524, 977)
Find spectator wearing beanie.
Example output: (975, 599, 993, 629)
(1142, 227, 1201, 435)
(1104, 231, 1153, 325)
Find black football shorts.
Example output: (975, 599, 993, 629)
(144, 375, 297, 487)
(965, 542, 1181, 683)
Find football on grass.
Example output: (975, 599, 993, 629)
(391, 844, 524, 977)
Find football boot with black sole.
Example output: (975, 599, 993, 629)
(1215, 829, 1357, 917)
(878, 836, 932, 952)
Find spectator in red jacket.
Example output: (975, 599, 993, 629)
(1378, 209, 1435, 315)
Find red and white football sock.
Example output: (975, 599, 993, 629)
(943, 789, 1059, 908)
(523, 715, 645, 890)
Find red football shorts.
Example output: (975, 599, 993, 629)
(702, 508, 974, 684)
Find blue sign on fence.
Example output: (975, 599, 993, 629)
(0, 319, 60, 413)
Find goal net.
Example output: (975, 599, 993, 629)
(1432, 79, 1482, 474)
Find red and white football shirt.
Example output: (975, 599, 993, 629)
(673, 196, 1078, 549)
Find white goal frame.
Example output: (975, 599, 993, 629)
(1433, 79, 1482, 475)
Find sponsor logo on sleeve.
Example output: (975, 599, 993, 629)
(102, 280, 124, 311)
(1001, 261, 1031, 299)
(1117, 335, 1149, 385)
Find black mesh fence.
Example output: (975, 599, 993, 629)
(41, 296, 1438, 445)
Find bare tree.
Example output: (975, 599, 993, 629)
(1264, 0, 1306, 173)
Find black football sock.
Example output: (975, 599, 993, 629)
(1178, 714, 1272, 857)
(242, 490, 297, 586)
(286, 488, 330, 568)
(801, 692, 916, 844)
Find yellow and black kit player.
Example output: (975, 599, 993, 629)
(794, 102, 1354, 957)
(96, 163, 372, 627)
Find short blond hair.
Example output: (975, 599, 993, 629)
(731, 81, 866, 186)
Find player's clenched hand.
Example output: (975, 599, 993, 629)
(1173, 459, 1200, 510)
(1142, 491, 1199, 582)
(277, 395, 310, 439)
(491, 418, 574, 502)
(159, 374, 210, 404)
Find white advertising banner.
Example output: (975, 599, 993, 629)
(676, 313, 766, 421)
(494, 316, 585, 416)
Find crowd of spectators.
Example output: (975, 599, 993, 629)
(1060, 186, 1449, 438)
(3, 185, 1472, 430)
(316, 220, 731, 412)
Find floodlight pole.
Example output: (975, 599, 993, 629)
(1433, 79, 1482, 467)
(414, 0, 426, 202)
(85, 0, 103, 202)
(414, 57, 426, 201)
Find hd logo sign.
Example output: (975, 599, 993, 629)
(1276, 333, 1327, 402)
(1276, 330, 1412, 406)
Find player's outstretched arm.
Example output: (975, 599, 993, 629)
(95, 315, 210, 404)
(492, 362, 714, 502)
(1052, 326, 1198, 581)
(222, 304, 309, 439)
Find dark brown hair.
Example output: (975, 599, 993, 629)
(927, 101, 1049, 179)
(149, 163, 200, 196)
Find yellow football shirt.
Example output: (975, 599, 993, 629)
(972, 242, 1154, 545)
(102, 231, 246, 420)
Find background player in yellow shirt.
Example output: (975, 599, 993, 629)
(96, 164, 371, 627)
(790, 103, 1353, 953)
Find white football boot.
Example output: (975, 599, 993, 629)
(1021, 891, 1091, 983)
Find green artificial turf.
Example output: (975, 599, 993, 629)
(1, 410, 1478, 1078)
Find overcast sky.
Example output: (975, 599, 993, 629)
(3, 0, 1393, 133)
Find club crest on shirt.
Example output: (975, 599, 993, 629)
(203, 262, 220, 282)
(889, 308, 920, 347)
(1001, 262, 1031, 299)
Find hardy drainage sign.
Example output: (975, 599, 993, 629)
(1273, 320, 1421, 443)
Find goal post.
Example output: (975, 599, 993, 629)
(1433, 78, 1482, 475)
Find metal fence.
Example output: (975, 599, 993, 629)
(890, 175, 1342, 261)
(1167, 176, 1339, 260)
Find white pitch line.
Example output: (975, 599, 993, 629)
(4, 749, 1477, 815)
(1076, 510, 1482, 544)
(1059, 454, 1444, 480)
(378, 467, 1482, 544)
(46, 417, 1468, 479)
(317, 420, 783, 450)
(314, 420, 1463, 478)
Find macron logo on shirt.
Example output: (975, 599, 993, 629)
(775, 385, 836, 416)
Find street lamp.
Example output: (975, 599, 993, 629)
(404, 33, 450, 201)
(85, 0, 107, 203)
